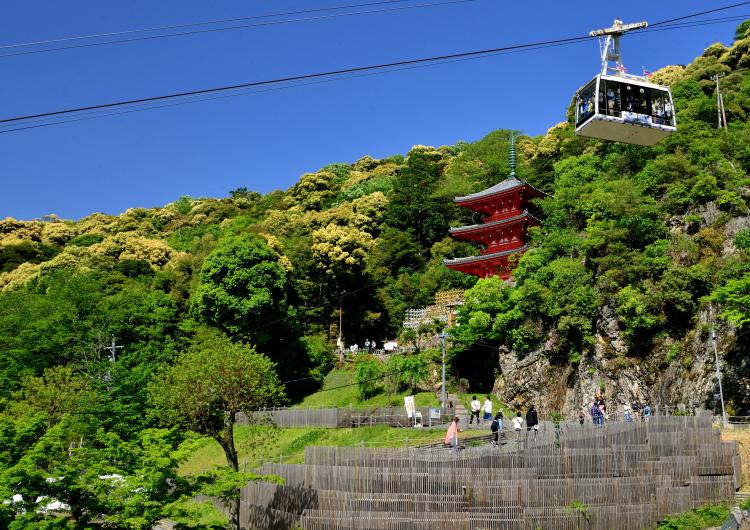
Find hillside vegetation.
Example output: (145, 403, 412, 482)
(1, 21, 750, 529)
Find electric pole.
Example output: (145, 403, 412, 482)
(103, 336, 123, 387)
(440, 330, 447, 409)
(709, 305, 728, 427)
(338, 291, 345, 355)
(104, 336, 123, 364)
(711, 73, 728, 129)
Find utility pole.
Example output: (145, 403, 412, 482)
(104, 336, 123, 364)
(337, 290, 346, 356)
(709, 304, 728, 427)
(711, 73, 728, 129)
(440, 330, 447, 409)
(103, 336, 123, 387)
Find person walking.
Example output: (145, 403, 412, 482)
(445, 416, 460, 451)
(482, 396, 493, 425)
(595, 393, 606, 413)
(591, 403, 604, 426)
(631, 400, 641, 422)
(578, 408, 586, 426)
(512, 411, 523, 444)
(643, 403, 652, 422)
(623, 403, 633, 422)
(469, 396, 481, 425)
(490, 412, 503, 445)
(525, 405, 539, 440)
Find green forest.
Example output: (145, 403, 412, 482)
(1, 20, 750, 530)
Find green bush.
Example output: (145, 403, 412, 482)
(717, 191, 749, 215)
(655, 504, 729, 530)
(68, 233, 104, 247)
(734, 228, 750, 251)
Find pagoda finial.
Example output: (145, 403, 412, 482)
(508, 133, 517, 178)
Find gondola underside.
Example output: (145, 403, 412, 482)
(576, 114, 674, 146)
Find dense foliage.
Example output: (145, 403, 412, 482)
(1, 22, 749, 527)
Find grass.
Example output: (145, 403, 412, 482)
(295, 368, 439, 408)
(179, 424, 464, 475)
(654, 504, 730, 529)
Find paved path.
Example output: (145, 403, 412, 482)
(448, 393, 488, 431)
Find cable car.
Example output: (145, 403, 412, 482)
(574, 19, 676, 146)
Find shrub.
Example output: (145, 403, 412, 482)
(733, 228, 750, 251)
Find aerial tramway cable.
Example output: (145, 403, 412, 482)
(0, 0, 478, 59)
(1, 3, 749, 134)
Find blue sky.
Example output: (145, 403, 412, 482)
(0, 0, 742, 220)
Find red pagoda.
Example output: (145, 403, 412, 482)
(444, 136, 547, 279)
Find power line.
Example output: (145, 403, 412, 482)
(0, 38, 595, 134)
(1, 4, 747, 131)
(0, 34, 595, 125)
(0, 0, 441, 50)
(0, 0, 477, 59)
(649, 0, 750, 27)
(1, 13, 746, 135)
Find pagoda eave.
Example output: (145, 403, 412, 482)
(443, 245, 529, 279)
(454, 179, 548, 209)
(449, 211, 541, 240)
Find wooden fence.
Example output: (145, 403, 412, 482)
(239, 406, 455, 429)
(208, 415, 740, 530)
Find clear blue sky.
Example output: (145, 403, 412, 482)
(0, 0, 742, 220)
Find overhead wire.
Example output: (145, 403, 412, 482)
(648, 0, 750, 27)
(9, 12, 749, 132)
(0, 38, 597, 134)
(0, 0, 449, 50)
(0, 0, 478, 59)
(0, 34, 599, 126)
(1, 3, 748, 133)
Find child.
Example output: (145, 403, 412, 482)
(490, 411, 503, 445)
(444, 416, 460, 451)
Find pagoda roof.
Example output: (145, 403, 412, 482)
(449, 210, 540, 236)
(443, 245, 529, 267)
(454, 177, 548, 204)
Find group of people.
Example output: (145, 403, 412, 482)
(446, 393, 659, 449)
(445, 397, 540, 450)
(579, 395, 653, 426)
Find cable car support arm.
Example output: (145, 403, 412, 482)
(590, 18, 648, 76)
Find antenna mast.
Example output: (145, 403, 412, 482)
(590, 18, 648, 77)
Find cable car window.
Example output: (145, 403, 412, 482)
(576, 81, 596, 126)
(602, 80, 621, 117)
(651, 89, 666, 125)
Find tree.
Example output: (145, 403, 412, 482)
(150, 340, 285, 530)
(354, 356, 383, 400)
(709, 273, 750, 329)
(384, 146, 452, 250)
(191, 233, 298, 350)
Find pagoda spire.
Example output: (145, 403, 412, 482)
(508, 133, 517, 178)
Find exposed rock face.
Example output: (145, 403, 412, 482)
(492, 304, 746, 418)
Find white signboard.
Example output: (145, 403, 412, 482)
(404, 395, 416, 419)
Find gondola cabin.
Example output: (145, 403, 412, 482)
(575, 74, 675, 146)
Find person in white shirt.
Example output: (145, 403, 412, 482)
(469, 396, 481, 424)
(482, 396, 493, 424)
(512, 411, 523, 444)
